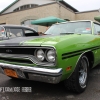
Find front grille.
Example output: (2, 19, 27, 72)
(0, 47, 55, 66)
(0, 47, 45, 64)
(0, 57, 33, 64)
(0, 47, 36, 55)
(0, 47, 36, 65)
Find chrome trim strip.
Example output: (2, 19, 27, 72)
(0, 53, 34, 61)
(0, 46, 55, 48)
(0, 62, 62, 75)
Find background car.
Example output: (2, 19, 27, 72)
(0, 25, 39, 40)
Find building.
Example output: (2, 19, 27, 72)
(0, 0, 100, 32)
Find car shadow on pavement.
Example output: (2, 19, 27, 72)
(0, 64, 100, 100)
(0, 75, 77, 100)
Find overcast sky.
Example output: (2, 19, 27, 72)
(0, 0, 100, 12)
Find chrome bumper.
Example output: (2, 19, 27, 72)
(0, 63, 62, 84)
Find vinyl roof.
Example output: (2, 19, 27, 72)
(0, 24, 36, 31)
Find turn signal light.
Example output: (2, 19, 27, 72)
(66, 66, 72, 71)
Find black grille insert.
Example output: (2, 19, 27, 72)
(0, 57, 33, 64)
(0, 47, 35, 55)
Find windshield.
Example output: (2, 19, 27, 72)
(45, 21, 92, 35)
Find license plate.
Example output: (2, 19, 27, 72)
(4, 69, 18, 78)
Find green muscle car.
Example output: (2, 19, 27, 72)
(0, 20, 100, 93)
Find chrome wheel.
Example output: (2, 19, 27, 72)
(79, 56, 88, 88)
(64, 55, 89, 93)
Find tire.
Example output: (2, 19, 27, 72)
(64, 55, 89, 93)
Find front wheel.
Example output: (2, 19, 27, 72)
(64, 55, 89, 93)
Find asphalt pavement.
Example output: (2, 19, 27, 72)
(0, 65, 100, 100)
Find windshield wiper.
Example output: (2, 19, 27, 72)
(60, 32, 74, 35)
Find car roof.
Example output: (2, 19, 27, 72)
(56, 20, 93, 24)
(54, 20, 100, 26)
(0, 24, 37, 32)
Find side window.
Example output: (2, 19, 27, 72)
(6, 28, 23, 38)
(24, 29, 38, 36)
(94, 23, 100, 35)
(24, 29, 34, 34)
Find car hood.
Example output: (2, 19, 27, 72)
(0, 34, 90, 47)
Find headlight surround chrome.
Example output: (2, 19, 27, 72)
(46, 50, 56, 62)
(36, 49, 45, 61)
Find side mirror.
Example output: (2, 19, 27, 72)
(97, 31, 100, 35)
(98, 30, 100, 33)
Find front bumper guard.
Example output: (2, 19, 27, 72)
(0, 63, 62, 84)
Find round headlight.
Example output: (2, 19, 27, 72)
(46, 50, 56, 62)
(36, 49, 45, 61)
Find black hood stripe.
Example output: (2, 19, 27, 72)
(0, 35, 56, 46)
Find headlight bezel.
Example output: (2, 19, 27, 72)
(34, 47, 56, 65)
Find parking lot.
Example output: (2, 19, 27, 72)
(0, 65, 100, 100)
